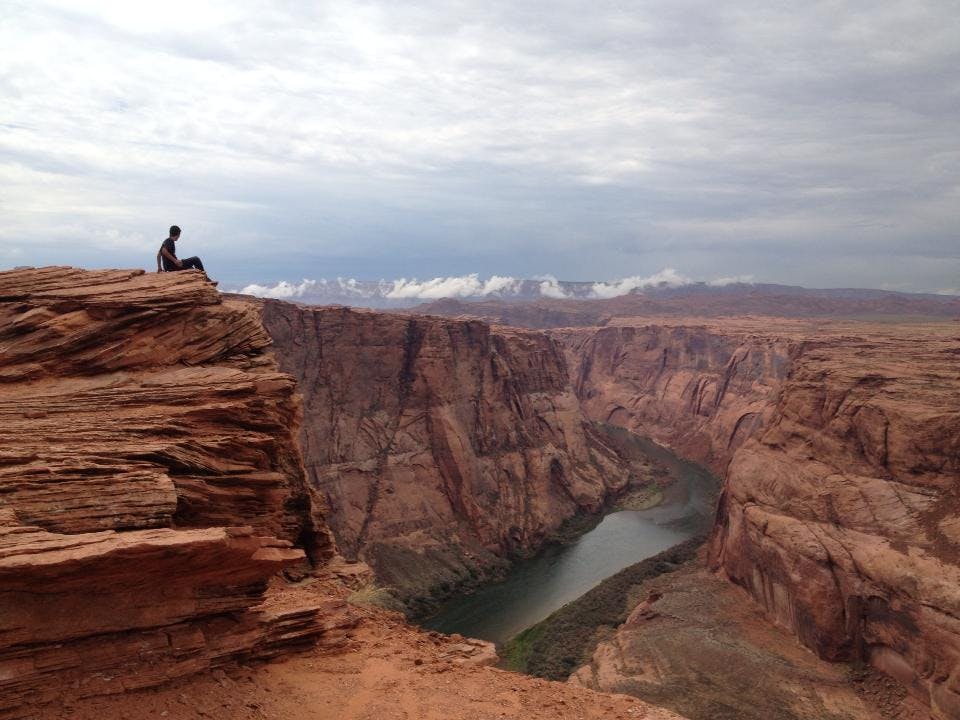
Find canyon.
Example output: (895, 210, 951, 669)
(417, 292, 959, 719)
(2, 266, 958, 720)
(0, 267, 675, 720)
(554, 317, 960, 720)
(254, 299, 649, 610)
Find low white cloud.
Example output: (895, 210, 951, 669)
(707, 274, 755, 286)
(239, 279, 316, 299)
(589, 268, 691, 299)
(537, 275, 568, 299)
(237, 269, 759, 301)
(385, 274, 520, 299)
(482, 275, 522, 295)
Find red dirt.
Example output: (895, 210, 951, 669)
(34, 590, 682, 720)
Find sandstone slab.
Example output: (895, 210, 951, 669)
(0, 267, 335, 715)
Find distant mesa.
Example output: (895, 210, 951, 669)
(237, 269, 731, 307)
(234, 273, 960, 325)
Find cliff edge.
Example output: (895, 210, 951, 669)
(0, 267, 337, 715)
(0, 267, 686, 720)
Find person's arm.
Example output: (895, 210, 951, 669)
(160, 245, 183, 268)
(156, 248, 163, 272)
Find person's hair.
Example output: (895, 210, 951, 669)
(169, 225, 181, 237)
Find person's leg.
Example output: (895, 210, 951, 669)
(180, 256, 205, 271)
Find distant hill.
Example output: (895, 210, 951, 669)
(240, 276, 960, 320)
(410, 283, 960, 327)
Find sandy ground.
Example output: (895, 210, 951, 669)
(32, 611, 682, 720)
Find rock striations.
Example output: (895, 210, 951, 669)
(4, 266, 957, 720)
(556, 321, 789, 474)
(258, 300, 637, 608)
(711, 325, 960, 720)
(555, 318, 960, 720)
(0, 267, 337, 716)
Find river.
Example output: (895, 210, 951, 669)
(420, 434, 717, 645)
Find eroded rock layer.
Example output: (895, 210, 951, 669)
(710, 325, 960, 720)
(569, 563, 901, 720)
(258, 301, 637, 606)
(557, 317, 960, 719)
(0, 267, 335, 716)
(555, 321, 789, 475)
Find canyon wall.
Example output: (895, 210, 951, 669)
(258, 301, 638, 608)
(5, 267, 955, 718)
(555, 322, 790, 475)
(710, 329, 960, 719)
(0, 268, 338, 716)
(557, 318, 960, 719)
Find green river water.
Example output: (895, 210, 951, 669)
(421, 435, 717, 645)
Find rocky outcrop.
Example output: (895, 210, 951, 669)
(0, 267, 336, 716)
(258, 301, 639, 607)
(558, 317, 960, 719)
(7, 266, 955, 719)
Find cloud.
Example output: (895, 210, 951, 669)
(237, 268, 756, 301)
(1, 1, 958, 292)
(537, 276, 568, 299)
(707, 274, 755, 287)
(590, 268, 691, 299)
(385, 274, 520, 299)
(239, 279, 316, 299)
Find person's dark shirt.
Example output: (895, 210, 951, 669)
(161, 237, 178, 271)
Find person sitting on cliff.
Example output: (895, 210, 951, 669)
(156, 225, 205, 273)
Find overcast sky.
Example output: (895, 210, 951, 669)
(2, 0, 958, 292)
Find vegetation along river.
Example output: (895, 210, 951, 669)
(421, 433, 718, 645)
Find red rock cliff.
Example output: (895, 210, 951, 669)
(259, 301, 636, 607)
(710, 326, 960, 719)
(0, 268, 336, 716)
(556, 317, 960, 719)
(555, 321, 789, 475)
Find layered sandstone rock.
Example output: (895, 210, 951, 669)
(710, 325, 960, 719)
(258, 301, 639, 607)
(558, 317, 960, 719)
(569, 563, 899, 720)
(555, 321, 790, 475)
(6, 266, 955, 719)
(0, 267, 335, 716)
